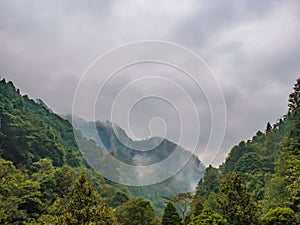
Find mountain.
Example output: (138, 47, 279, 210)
(0, 79, 87, 168)
(1, 76, 300, 224)
(67, 116, 205, 184)
(66, 115, 205, 211)
(0, 79, 135, 224)
(0, 78, 204, 214)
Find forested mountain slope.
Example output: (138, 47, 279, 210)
(188, 78, 300, 224)
(0, 79, 86, 168)
(0, 78, 203, 224)
(0, 79, 152, 224)
(2, 77, 300, 224)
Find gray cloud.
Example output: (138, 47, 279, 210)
(0, 0, 300, 166)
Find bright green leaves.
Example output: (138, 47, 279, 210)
(189, 208, 227, 225)
(51, 172, 118, 225)
(262, 207, 298, 225)
(0, 158, 42, 224)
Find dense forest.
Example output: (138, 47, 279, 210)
(0, 77, 300, 224)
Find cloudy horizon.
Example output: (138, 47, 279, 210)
(1, 0, 300, 166)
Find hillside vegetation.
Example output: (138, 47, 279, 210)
(186, 78, 300, 224)
(1, 77, 300, 224)
(0, 79, 149, 224)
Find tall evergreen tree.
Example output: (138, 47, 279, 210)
(161, 202, 182, 225)
(288, 77, 300, 112)
(266, 122, 272, 133)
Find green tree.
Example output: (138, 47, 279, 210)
(0, 158, 42, 224)
(163, 192, 194, 224)
(288, 77, 300, 112)
(0, 208, 7, 224)
(53, 165, 77, 197)
(189, 208, 227, 225)
(266, 122, 272, 133)
(161, 202, 182, 225)
(262, 207, 298, 225)
(170, 192, 193, 220)
(218, 173, 259, 225)
(52, 172, 117, 225)
(108, 191, 129, 208)
(196, 166, 220, 198)
(244, 173, 267, 201)
(263, 176, 289, 211)
(203, 192, 218, 212)
(276, 108, 300, 212)
(190, 196, 204, 217)
(29, 159, 57, 211)
(115, 198, 155, 225)
(234, 152, 263, 174)
(223, 141, 255, 174)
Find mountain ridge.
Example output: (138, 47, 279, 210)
(65, 114, 205, 187)
(0, 78, 204, 213)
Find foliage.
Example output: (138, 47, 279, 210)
(263, 175, 288, 212)
(262, 207, 298, 225)
(189, 208, 227, 225)
(0, 79, 85, 167)
(276, 108, 300, 213)
(288, 78, 300, 112)
(234, 152, 263, 174)
(0, 158, 42, 224)
(195, 165, 220, 198)
(161, 202, 182, 225)
(50, 172, 118, 225)
(128, 177, 191, 214)
(1, 77, 300, 224)
(193, 77, 300, 225)
(164, 192, 193, 221)
(115, 198, 155, 225)
(218, 173, 259, 225)
(0, 79, 141, 222)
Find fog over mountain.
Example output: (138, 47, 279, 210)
(67, 115, 205, 189)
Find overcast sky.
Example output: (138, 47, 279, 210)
(1, 0, 300, 166)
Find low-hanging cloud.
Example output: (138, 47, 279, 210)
(0, 0, 300, 166)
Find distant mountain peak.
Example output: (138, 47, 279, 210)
(66, 115, 205, 189)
